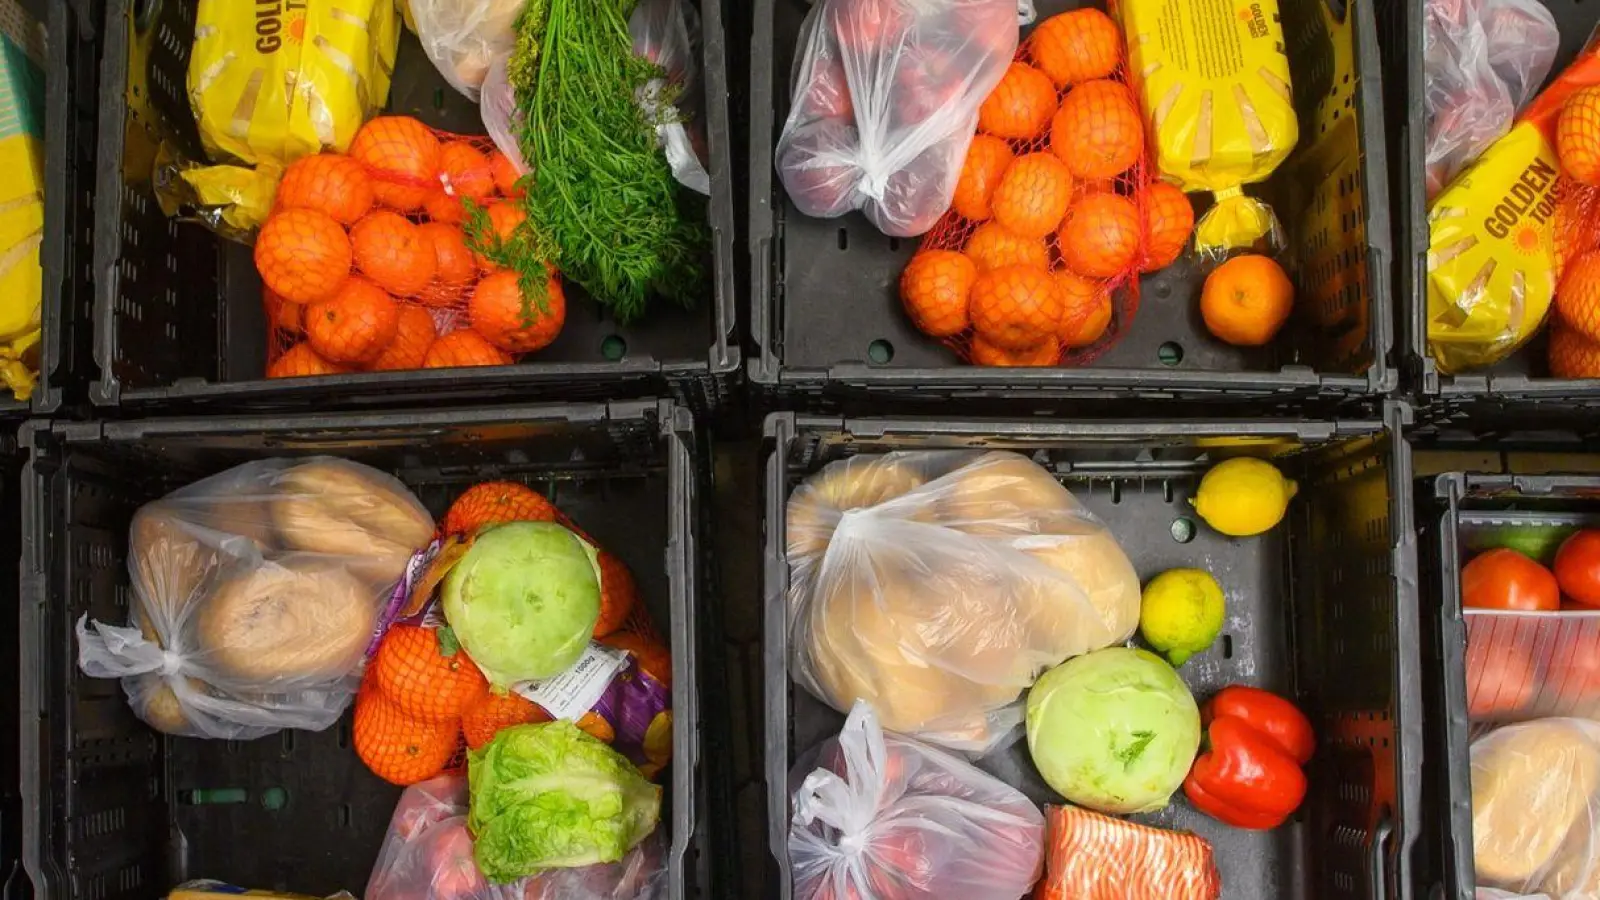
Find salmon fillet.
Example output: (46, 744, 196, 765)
(1035, 805, 1221, 900)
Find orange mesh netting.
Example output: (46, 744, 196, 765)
(903, 7, 1179, 368)
(257, 116, 562, 379)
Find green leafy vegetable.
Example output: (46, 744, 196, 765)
(469, 720, 662, 883)
(441, 521, 601, 686)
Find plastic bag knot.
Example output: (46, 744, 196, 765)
(159, 649, 185, 678)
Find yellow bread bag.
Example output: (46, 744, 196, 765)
(1118, 0, 1298, 257)
(1427, 49, 1600, 373)
(175, 0, 399, 235)
(0, 0, 43, 402)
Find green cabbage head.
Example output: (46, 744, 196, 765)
(469, 720, 663, 883)
(1025, 647, 1201, 815)
(442, 521, 601, 686)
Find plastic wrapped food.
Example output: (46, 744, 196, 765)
(775, 0, 1020, 236)
(1428, 48, 1600, 373)
(1118, 0, 1298, 257)
(0, 0, 43, 402)
(1472, 718, 1600, 896)
(1424, 0, 1559, 200)
(631, 0, 711, 195)
(788, 701, 1046, 900)
(407, 0, 527, 101)
(786, 450, 1140, 751)
(75, 458, 435, 739)
(171, 0, 400, 236)
(1036, 805, 1220, 900)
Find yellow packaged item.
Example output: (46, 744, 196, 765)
(0, 0, 44, 402)
(177, 0, 400, 235)
(169, 881, 355, 900)
(1426, 50, 1600, 374)
(1118, 0, 1298, 257)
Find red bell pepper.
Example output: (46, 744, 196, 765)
(1183, 686, 1314, 831)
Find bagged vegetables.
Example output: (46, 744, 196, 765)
(1036, 805, 1220, 900)
(787, 450, 1141, 751)
(775, 0, 1021, 236)
(1118, 0, 1298, 257)
(788, 701, 1046, 900)
(176, 0, 399, 235)
(1424, 0, 1560, 199)
(1472, 718, 1600, 896)
(407, 0, 528, 100)
(75, 458, 434, 739)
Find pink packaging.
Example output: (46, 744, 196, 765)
(1466, 609, 1600, 722)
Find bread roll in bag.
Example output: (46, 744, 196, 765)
(1472, 718, 1600, 893)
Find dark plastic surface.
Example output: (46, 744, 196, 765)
(759, 408, 1421, 899)
(1416, 471, 1600, 900)
(89, 0, 738, 418)
(748, 0, 1394, 410)
(1387, 0, 1600, 419)
(18, 400, 702, 900)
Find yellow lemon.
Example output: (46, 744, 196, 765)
(1140, 568, 1225, 666)
(1191, 458, 1297, 536)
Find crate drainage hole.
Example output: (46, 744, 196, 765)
(1158, 342, 1183, 366)
(1222, 634, 1234, 659)
(867, 340, 894, 365)
(1170, 517, 1196, 543)
(260, 787, 288, 810)
(601, 335, 627, 360)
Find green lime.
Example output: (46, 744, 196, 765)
(1140, 568, 1226, 667)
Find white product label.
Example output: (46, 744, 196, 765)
(513, 642, 629, 720)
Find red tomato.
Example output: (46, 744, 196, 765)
(1556, 530, 1600, 607)
(1462, 548, 1560, 611)
(1465, 635, 1539, 720)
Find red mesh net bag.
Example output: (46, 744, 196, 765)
(901, 7, 1190, 368)
(254, 116, 562, 379)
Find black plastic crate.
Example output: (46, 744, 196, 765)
(1384, 0, 1600, 420)
(18, 400, 703, 900)
(1415, 469, 1600, 900)
(88, 0, 738, 418)
(0, 426, 21, 900)
(758, 408, 1420, 899)
(748, 0, 1395, 411)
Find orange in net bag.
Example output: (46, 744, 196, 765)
(258, 116, 561, 379)
(902, 7, 1190, 368)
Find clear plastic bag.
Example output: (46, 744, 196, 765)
(407, 0, 528, 101)
(1472, 718, 1600, 897)
(75, 458, 435, 740)
(1424, 0, 1559, 201)
(789, 701, 1046, 900)
(786, 450, 1140, 751)
(366, 774, 667, 900)
(775, 0, 1020, 237)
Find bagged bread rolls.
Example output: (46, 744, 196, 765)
(1472, 718, 1600, 894)
(76, 458, 435, 740)
(786, 451, 1140, 751)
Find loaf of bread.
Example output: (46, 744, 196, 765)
(197, 559, 376, 684)
(1473, 719, 1600, 890)
(271, 459, 434, 584)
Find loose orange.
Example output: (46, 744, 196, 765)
(1140, 181, 1195, 271)
(275, 154, 373, 225)
(1550, 320, 1600, 378)
(964, 221, 1051, 273)
(1560, 250, 1600, 342)
(305, 276, 401, 363)
(978, 62, 1059, 141)
(1051, 80, 1143, 180)
(951, 135, 1014, 222)
(254, 208, 351, 304)
(1054, 271, 1112, 347)
(470, 269, 565, 353)
(970, 334, 1060, 367)
(1200, 254, 1295, 346)
(473, 201, 528, 272)
(350, 116, 442, 211)
(417, 222, 478, 303)
(900, 250, 977, 337)
(991, 152, 1074, 239)
(424, 329, 514, 368)
(267, 343, 346, 379)
(443, 481, 559, 536)
(353, 683, 459, 786)
(368, 305, 437, 371)
(969, 265, 1064, 350)
(489, 151, 524, 199)
(1028, 9, 1123, 88)
(1560, 86, 1600, 186)
(351, 211, 437, 298)
(1059, 192, 1141, 278)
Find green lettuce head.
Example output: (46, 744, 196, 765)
(468, 720, 663, 883)
(442, 521, 601, 686)
(1025, 647, 1201, 815)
